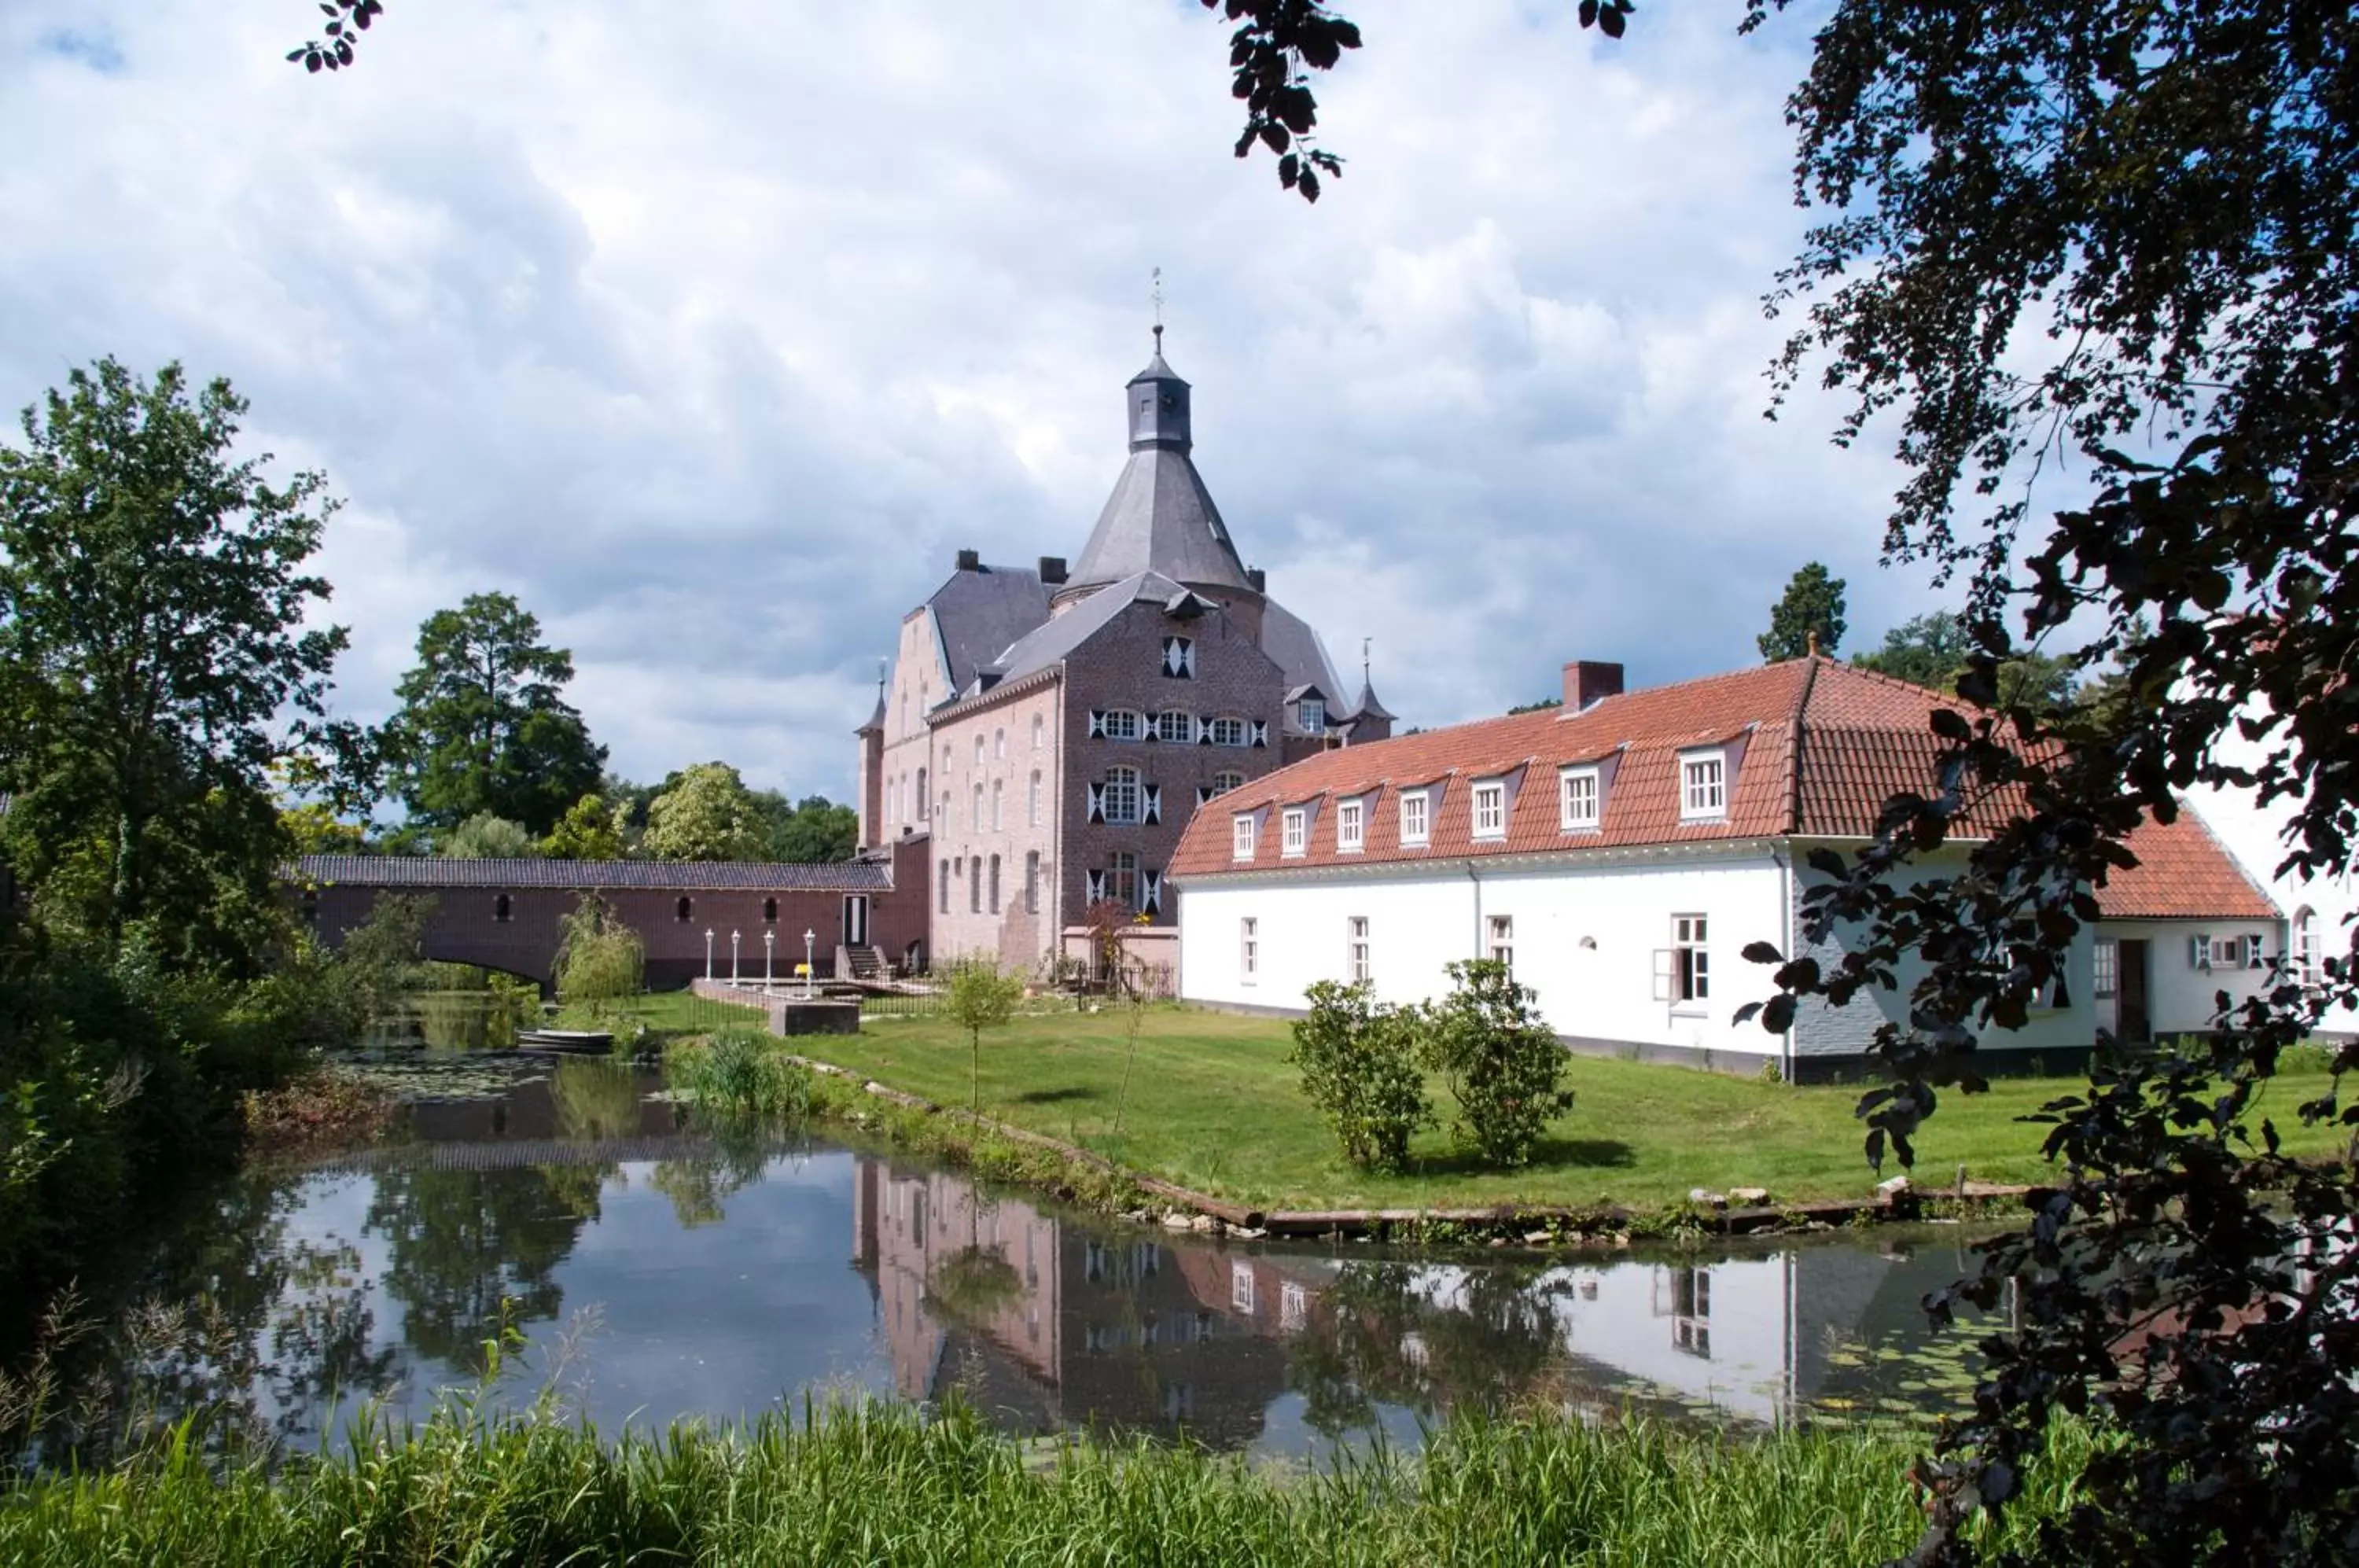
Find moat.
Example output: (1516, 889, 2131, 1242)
(102, 1057, 1990, 1458)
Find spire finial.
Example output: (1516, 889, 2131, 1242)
(1363, 636, 1372, 686)
(1151, 267, 1165, 353)
(1806, 629, 1820, 657)
(876, 656, 887, 695)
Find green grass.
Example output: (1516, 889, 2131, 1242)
(812, 1007, 2347, 1213)
(561, 988, 767, 1040)
(0, 1399, 2089, 1566)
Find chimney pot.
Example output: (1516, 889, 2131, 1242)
(1246, 567, 1267, 593)
(1038, 555, 1068, 584)
(1562, 660, 1625, 712)
(955, 548, 981, 572)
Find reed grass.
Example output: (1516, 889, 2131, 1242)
(0, 1397, 2090, 1566)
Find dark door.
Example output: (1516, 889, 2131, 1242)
(842, 895, 870, 947)
(2118, 938, 2152, 1044)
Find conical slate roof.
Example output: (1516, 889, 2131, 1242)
(1067, 350, 1255, 595)
(1349, 677, 1397, 723)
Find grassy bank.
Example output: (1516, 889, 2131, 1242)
(803, 1007, 2345, 1214)
(0, 1400, 2081, 1566)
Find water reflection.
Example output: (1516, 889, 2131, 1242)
(72, 1062, 1991, 1459)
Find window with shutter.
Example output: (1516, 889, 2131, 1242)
(1161, 637, 1195, 678)
(1250, 720, 1269, 748)
(1086, 782, 1106, 823)
(1141, 870, 1162, 914)
(1103, 767, 1141, 824)
(1084, 870, 1106, 903)
(1144, 784, 1162, 824)
(1087, 710, 1107, 739)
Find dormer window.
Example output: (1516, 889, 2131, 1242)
(1282, 807, 1308, 857)
(1400, 789, 1430, 846)
(1680, 749, 1728, 820)
(1559, 765, 1600, 832)
(1336, 797, 1364, 852)
(1232, 813, 1257, 860)
(1472, 780, 1507, 840)
(1299, 697, 1326, 733)
(1162, 637, 1195, 679)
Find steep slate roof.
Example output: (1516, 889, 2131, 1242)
(1069, 447, 1253, 593)
(1168, 657, 2273, 920)
(293, 856, 892, 891)
(984, 570, 1193, 689)
(1260, 600, 1347, 705)
(2097, 810, 2280, 919)
(926, 565, 1051, 696)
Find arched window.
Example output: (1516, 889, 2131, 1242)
(1032, 714, 1044, 750)
(1028, 770, 1041, 826)
(974, 736, 986, 766)
(940, 791, 950, 825)
(1104, 765, 1142, 825)
(1213, 770, 1245, 794)
(1024, 851, 1040, 915)
(938, 859, 950, 915)
(973, 783, 984, 830)
(970, 856, 983, 913)
(917, 766, 929, 818)
(764, 896, 778, 924)
(988, 854, 1001, 914)
(494, 894, 512, 923)
(676, 896, 694, 922)
(994, 727, 1006, 759)
(991, 779, 1003, 830)
(2296, 905, 2321, 986)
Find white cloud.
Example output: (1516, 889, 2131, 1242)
(0, 0, 1952, 801)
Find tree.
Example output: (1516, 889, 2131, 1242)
(541, 792, 623, 861)
(1757, 561, 1847, 662)
(436, 812, 535, 859)
(553, 894, 644, 1022)
(0, 359, 348, 967)
(380, 592, 605, 837)
(1416, 959, 1574, 1167)
(1856, 612, 2080, 712)
(642, 763, 767, 862)
(1505, 697, 1561, 716)
(762, 793, 859, 863)
(943, 959, 1024, 1122)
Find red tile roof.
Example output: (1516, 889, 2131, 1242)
(2100, 811, 2280, 920)
(1167, 656, 2276, 922)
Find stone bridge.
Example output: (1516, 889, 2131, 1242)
(293, 836, 930, 990)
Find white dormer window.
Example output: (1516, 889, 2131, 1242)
(1400, 789, 1430, 846)
(1680, 750, 1728, 819)
(1299, 697, 1326, 732)
(1472, 780, 1507, 840)
(1559, 765, 1600, 831)
(1337, 798, 1364, 852)
(1282, 807, 1307, 856)
(1232, 813, 1257, 860)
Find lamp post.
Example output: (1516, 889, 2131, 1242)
(704, 928, 714, 981)
(804, 929, 816, 999)
(731, 929, 742, 985)
(764, 929, 775, 988)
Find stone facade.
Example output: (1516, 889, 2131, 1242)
(856, 343, 1390, 975)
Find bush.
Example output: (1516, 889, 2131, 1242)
(1289, 981, 1432, 1172)
(553, 895, 643, 1023)
(1419, 959, 1573, 1166)
(666, 1029, 815, 1121)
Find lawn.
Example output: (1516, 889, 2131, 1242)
(800, 1006, 2346, 1213)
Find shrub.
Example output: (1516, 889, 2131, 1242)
(1289, 981, 1432, 1172)
(666, 1029, 815, 1121)
(552, 895, 643, 1023)
(1418, 959, 1573, 1167)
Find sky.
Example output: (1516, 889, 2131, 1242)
(0, 0, 1958, 805)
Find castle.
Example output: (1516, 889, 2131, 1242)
(855, 337, 1389, 973)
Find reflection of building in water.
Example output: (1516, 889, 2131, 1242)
(850, 1158, 1332, 1448)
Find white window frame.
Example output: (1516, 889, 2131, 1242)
(1028, 771, 1040, 827)
(1488, 914, 1513, 973)
(1154, 710, 1195, 745)
(1657, 914, 1709, 1010)
(1559, 765, 1600, 832)
(993, 727, 1006, 760)
(1347, 916, 1371, 982)
(1102, 709, 1143, 742)
(1400, 789, 1430, 846)
(1031, 714, 1044, 750)
(1298, 697, 1326, 732)
(1103, 765, 1143, 826)
(1281, 806, 1308, 857)
(1471, 779, 1507, 840)
(1240, 916, 1258, 984)
(1680, 749, 1728, 821)
(1232, 813, 1257, 860)
(1211, 770, 1245, 795)
(1336, 797, 1364, 852)
(2094, 939, 2119, 999)
(974, 736, 986, 766)
(1206, 716, 1249, 747)
(2296, 907, 2322, 987)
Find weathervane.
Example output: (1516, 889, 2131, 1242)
(1151, 267, 1165, 352)
(1363, 636, 1372, 686)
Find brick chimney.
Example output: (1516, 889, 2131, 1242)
(1562, 660, 1625, 711)
(955, 548, 981, 572)
(1038, 555, 1067, 585)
